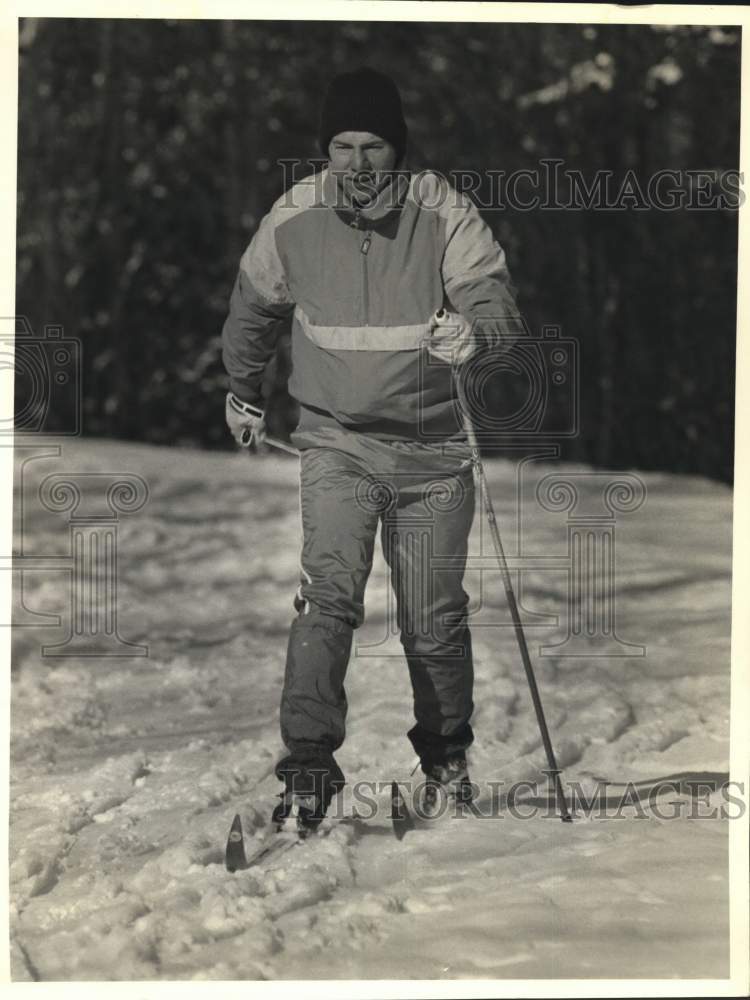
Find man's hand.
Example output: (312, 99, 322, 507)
(225, 391, 266, 447)
(427, 309, 477, 366)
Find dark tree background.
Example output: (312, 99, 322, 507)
(16, 19, 740, 482)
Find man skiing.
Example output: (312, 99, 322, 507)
(222, 67, 523, 832)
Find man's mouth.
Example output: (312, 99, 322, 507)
(349, 171, 376, 187)
(338, 173, 378, 208)
(333, 169, 396, 209)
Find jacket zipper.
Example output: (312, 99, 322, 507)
(361, 231, 371, 323)
(354, 207, 372, 324)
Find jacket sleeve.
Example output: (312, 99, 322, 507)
(221, 210, 295, 406)
(440, 193, 527, 353)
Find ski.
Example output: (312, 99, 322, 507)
(225, 814, 248, 872)
(226, 784, 416, 872)
(225, 813, 306, 873)
(390, 780, 415, 840)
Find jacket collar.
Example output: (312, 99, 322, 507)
(320, 165, 411, 224)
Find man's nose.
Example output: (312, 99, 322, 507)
(352, 150, 371, 172)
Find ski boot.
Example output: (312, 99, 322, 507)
(272, 789, 329, 837)
(419, 754, 474, 819)
(272, 753, 345, 838)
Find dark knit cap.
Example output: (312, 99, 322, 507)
(319, 67, 407, 161)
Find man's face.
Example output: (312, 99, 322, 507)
(328, 131, 399, 205)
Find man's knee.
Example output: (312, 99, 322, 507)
(293, 590, 365, 630)
(287, 608, 355, 646)
(399, 610, 472, 658)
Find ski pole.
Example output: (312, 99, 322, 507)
(450, 345, 572, 823)
(241, 428, 300, 457)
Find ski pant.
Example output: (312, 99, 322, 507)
(278, 427, 476, 782)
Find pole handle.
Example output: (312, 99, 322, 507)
(240, 428, 300, 457)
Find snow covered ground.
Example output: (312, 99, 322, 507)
(8, 437, 734, 982)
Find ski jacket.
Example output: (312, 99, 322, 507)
(222, 167, 524, 439)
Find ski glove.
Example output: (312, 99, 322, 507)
(225, 391, 265, 447)
(427, 308, 477, 367)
